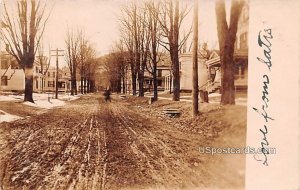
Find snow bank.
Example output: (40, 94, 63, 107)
(58, 94, 81, 101)
(0, 94, 23, 102)
(0, 93, 81, 103)
(0, 110, 22, 123)
(0, 96, 18, 101)
(23, 99, 66, 109)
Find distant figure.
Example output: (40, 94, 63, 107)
(103, 89, 111, 102)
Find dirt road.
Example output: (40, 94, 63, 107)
(0, 94, 245, 190)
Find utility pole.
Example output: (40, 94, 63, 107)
(51, 48, 64, 99)
(192, 0, 199, 117)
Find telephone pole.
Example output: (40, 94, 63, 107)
(51, 48, 64, 99)
(192, 0, 199, 117)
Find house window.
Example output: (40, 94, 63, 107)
(241, 64, 245, 79)
(48, 72, 50, 77)
(48, 81, 54, 87)
(234, 64, 246, 79)
(36, 80, 39, 89)
(0, 59, 9, 69)
(1, 76, 8, 86)
(157, 70, 162, 77)
(58, 82, 65, 88)
(157, 80, 162, 87)
(53, 72, 55, 77)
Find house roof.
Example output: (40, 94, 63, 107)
(206, 49, 248, 67)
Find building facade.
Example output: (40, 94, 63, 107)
(205, 1, 249, 93)
(0, 51, 74, 93)
(123, 54, 172, 94)
(0, 51, 25, 91)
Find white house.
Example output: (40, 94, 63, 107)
(178, 51, 209, 92)
(0, 51, 25, 92)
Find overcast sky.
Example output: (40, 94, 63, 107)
(2, 0, 231, 66)
(43, 0, 227, 53)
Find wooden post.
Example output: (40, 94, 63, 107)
(51, 49, 64, 99)
(192, 0, 199, 117)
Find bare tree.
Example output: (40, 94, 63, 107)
(215, 0, 244, 105)
(119, 2, 152, 97)
(120, 12, 138, 95)
(80, 42, 96, 94)
(65, 28, 80, 95)
(78, 33, 88, 94)
(102, 51, 124, 93)
(1, 0, 50, 102)
(85, 47, 97, 93)
(137, 7, 151, 97)
(113, 41, 130, 94)
(74, 31, 98, 94)
(120, 14, 137, 95)
(119, 5, 137, 95)
(144, 0, 164, 101)
(157, 0, 192, 101)
(35, 42, 51, 92)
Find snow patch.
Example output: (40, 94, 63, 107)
(0, 94, 23, 102)
(208, 93, 221, 98)
(0, 93, 81, 102)
(59, 94, 81, 101)
(0, 110, 22, 123)
(23, 99, 66, 109)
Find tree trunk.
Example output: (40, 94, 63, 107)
(80, 74, 84, 94)
(73, 66, 78, 95)
(172, 52, 180, 101)
(138, 71, 144, 97)
(86, 79, 89, 93)
(169, 0, 180, 101)
(70, 80, 74, 95)
(215, 0, 244, 105)
(69, 67, 74, 95)
(221, 39, 235, 104)
(131, 69, 137, 95)
(84, 77, 87, 94)
(192, 0, 199, 117)
(71, 77, 75, 96)
(122, 76, 126, 94)
(118, 79, 121, 93)
(41, 77, 44, 93)
(153, 63, 158, 101)
(74, 78, 77, 95)
(24, 65, 34, 103)
(91, 80, 95, 92)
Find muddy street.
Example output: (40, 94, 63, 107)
(0, 94, 245, 190)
